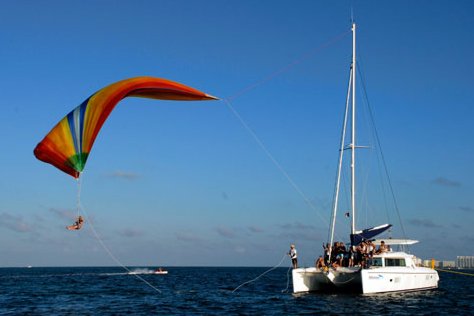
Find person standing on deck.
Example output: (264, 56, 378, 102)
(289, 244, 298, 269)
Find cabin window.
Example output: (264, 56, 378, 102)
(385, 258, 406, 267)
(371, 258, 383, 267)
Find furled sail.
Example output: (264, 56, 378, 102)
(350, 223, 392, 246)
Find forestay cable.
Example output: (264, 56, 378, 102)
(226, 30, 350, 102)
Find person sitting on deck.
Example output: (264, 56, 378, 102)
(316, 256, 326, 269)
(376, 240, 388, 254)
(66, 216, 84, 230)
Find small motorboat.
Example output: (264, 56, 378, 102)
(153, 268, 168, 275)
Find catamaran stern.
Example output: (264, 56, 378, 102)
(292, 267, 362, 293)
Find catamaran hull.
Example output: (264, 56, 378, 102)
(292, 267, 362, 293)
(292, 267, 438, 294)
(360, 268, 439, 294)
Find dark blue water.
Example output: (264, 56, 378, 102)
(0, 267, 472, 315)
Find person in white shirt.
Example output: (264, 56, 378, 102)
(289, 244, 298, 269)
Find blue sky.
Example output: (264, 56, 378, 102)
(0, 0, 473, 267)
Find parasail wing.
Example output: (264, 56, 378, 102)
(34, 76, 218, 178)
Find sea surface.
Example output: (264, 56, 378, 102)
(0, 266, 472, 315)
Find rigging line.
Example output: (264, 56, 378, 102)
(232, 253, 288, 293)
(329, 274, 358, 284)
(357, 84, 376, 228)
(225, 30, 351, 102)
(357, 73, 392, 226)
(75, 181, 162, 294)
(356, 63, 409, 246)
(223, 98, 332, 231)
(76, 176, 82, 217)
(81, 206, 162, 294)
(281, 265, 292, 293)
(359, 157, 373, 228)
(436, 268, 474, 277)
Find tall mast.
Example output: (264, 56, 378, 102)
(328, 23, 357, 255)
(329, 67, 352, 251)
(351, 23, 357, 235)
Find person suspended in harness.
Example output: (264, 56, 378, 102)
(288, 244, 298, 269)
(66, 215, 84, 230)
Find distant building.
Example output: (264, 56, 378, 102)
(456, 256, 474, 268)
(439, 261, 455, 268)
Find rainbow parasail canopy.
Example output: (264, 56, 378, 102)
(34, 76, 218, 178)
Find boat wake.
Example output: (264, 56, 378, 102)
(99, 269, 155, 276)
(127, 268, 156, 275)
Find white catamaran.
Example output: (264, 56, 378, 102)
(292, 23, 439, 294)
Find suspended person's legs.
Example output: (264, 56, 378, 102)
(66, 216, 84, 230)
(66, 224, 79, 230)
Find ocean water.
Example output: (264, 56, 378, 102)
(0, 267, 472, 315)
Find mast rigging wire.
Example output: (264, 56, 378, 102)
(356, 62, 409, 250)
(226, 30, 350, 102)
